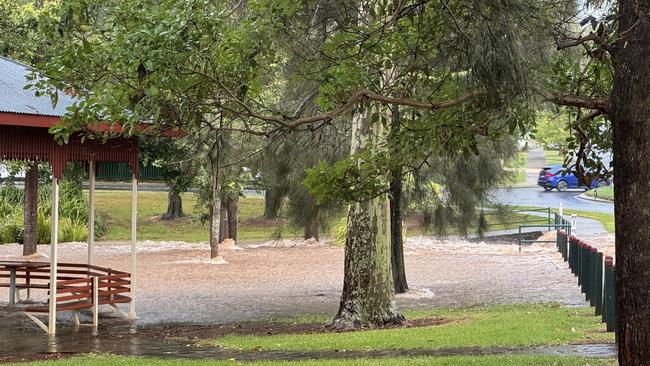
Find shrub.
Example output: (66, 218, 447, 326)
(332, 217, 347, 246)
(0, 210, 24, 244)
(59, 217, 88, 242)
(37, 209, 51, 244)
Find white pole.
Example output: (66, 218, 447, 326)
(559, 200, 563, 218)
(129, 173, 137, 319)
(571, 214, 578, 236)
(48, 177, 59, 335)
(88, 161, 95, 265)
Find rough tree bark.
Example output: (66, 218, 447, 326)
(304, 210, 320, 240)
(330, 108, 404, 329)
(209, 173, 222, 259)
(388, 105, 408, 293)
(610, 2, 650, 364)
(23, 162, 38, 255)
(219, 200, 229, 242)
(389, 170, 408, 293)
(263, 189, 283, 219)
(227, 194, 238, 242)
(161, 192, 184, 220)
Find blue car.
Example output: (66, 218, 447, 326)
(538, 165, 605, 192)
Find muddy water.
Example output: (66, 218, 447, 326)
(0, 237, 602, 359)
(0, 309, 616, 360)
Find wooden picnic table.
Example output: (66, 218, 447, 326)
(0, 261, 49, 305)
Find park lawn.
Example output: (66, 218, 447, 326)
(544, 150, 565, 165)
(504, 151, 528, 186)
(562, 208, 615, 233)
(8, 354, 616, 366)
(514, 206, 615, 234)
(94, 191, 301, 243)
(584, 186, 614, 201)
(94, 190, 537, 243)
(202, 304, 613, 352)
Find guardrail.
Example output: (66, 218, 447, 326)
(557, 231, 616, 334)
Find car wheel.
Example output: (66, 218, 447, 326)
(544, 187, 553, 191)
(557, 180, 569, 192)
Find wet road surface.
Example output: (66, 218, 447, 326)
(493, 187, 613, 214)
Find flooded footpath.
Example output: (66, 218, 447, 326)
(0, 237, 611, 361)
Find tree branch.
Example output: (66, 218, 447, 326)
(223, 88, 486, 134)
(556, 32, 615, 56)
(546, 93, 609, 113)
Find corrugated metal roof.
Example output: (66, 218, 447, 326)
(0, 56, 76, 117)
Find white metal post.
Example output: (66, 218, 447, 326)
(48, 177, 59, 335)
(571, 214, 578, 236)
(88, 161, 95, 265)
(129, 174, 137, 319)
(92, 276, 99, 328)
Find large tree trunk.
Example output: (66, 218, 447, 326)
(330, 108, 404, 329)
(227, 194, 239, 242)
(390, 172, 408, 293)
(23, 162, 38, 255)
(611, 3, 650, 364)
(219, 200, 229, 243)
(388, 105, 408, 294)
(209, 173, 222, 259)
(304, 210, 320, 240)
(263, 189, 283, 219)
(161, 191, 184, 220)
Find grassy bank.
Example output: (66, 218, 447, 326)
(94, 191, 539, 243)
(544, 150, 564, 165)
(95, 192, 301, 242)
(514, 206, 614, 233)
(8, 355, 616, 366)
(562, 208, 614, 233)
(202, 304, 612, 352)
(505, 151, 528, 186)
(584, 186, 614, 201)
(8, 304, 615, 366)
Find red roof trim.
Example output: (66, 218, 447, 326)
(0, 112, 185, 137)
(0, 112, 60, 128)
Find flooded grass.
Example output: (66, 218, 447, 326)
(95, 193, 302, 242)
(6, 354, 617, 366)
(204, 304, 613, 352)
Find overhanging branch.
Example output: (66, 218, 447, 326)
(222, 88, 486, 135)
(546, 93, 609, 113)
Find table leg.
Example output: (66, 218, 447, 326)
(9, 269, 16, 305)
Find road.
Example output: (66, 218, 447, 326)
(493, 187, 613, 214)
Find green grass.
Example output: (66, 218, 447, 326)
(94, 191, 301, 242)
(94, 190, 542, 243)
(504, 151, 529, 186)
(202, 304, 612, 352)
(8, 354, 616, 366)
(544, 150, 565, 165)
(562, 208, 614, 233)
(585, 186, 614, 201)
(514, 206, 614, 234)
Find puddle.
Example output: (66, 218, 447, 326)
(0, 308, 616, 361)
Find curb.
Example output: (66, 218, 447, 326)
(577, 193, 613, 203)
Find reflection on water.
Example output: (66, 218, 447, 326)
(0, 309, 616, 360)
(0, 238, 616, 360)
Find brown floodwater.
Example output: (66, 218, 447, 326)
(0, 236, 609, 360)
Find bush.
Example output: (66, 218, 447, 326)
(0, 179, 107, 244)
(332, 217, 347, 246)
(37, 209, 51, 244)
(59, 217, 88, 242)
(0, 210, 24, 244)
